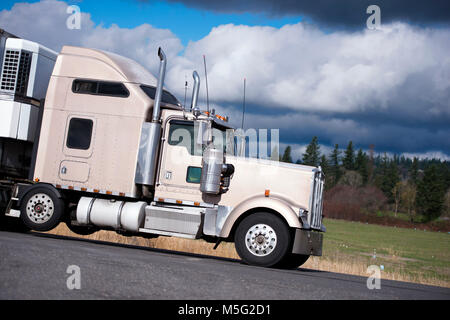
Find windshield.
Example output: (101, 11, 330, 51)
(140, 85, 181, 106)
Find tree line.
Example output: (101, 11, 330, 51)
(280, 138, 450, 222)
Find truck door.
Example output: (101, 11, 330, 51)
(58, 116, 95, 183)
(157, 119, 202, 196)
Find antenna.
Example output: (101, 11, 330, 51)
(183, 74, 188, 110)
(241, 77, 246, 129)
(203, 54, 210, 113)
(238, 77, 247, 157)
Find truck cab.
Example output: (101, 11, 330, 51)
(1, 34, 325, 269)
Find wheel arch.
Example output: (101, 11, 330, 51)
(17, 183, 63, 208)
(220, 196, 302, 240)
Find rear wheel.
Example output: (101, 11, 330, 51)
(20, 187, 64, 231)
(65, 221, 98, 235)
(64, 207, 98, 236)
(234, 212, 291, 267)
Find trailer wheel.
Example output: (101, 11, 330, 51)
(279, 253, 310, 269)
(234, 212, 291, 267)
(20, 188, 64, 231)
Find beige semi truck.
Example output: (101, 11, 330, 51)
(0, 30, 325, 268)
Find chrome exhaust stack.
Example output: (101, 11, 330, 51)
(135, 47, 167, 187)
(191, 70, 200, 116)
(152, 47, 167, 123)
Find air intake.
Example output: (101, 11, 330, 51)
(1, 49, 20, 92)
(0, 49, 32, 95)
(16, 51, 32, 96)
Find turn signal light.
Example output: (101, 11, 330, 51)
(215, 114, 228, 122)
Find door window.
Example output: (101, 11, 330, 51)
(168, 120, 202, 156)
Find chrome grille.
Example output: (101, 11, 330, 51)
(309, 169, 325, 230)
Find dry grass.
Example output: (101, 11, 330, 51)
(46, 221, 449, 288)
(304, 255, 449, 288)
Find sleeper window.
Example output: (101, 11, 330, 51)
(66, 118, 93, 150)
(72, 79, 129, 97)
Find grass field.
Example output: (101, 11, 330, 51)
(315, 219, 450, 287)
(46, 218, 450, 288)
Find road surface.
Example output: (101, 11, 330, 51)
(0, 231, 448, 299)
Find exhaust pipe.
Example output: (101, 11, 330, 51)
(135, 47, 166, 186)
(152, 47, 167, 123)
(190, 70, 200, 113)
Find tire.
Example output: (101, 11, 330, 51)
(65, 221, 98, 235)
(20, 187, 64, 231)
(234, 212, 291, 267)
(279, 253, 310, 269)
(64, 207, 98, 236)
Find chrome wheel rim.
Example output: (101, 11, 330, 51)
(26, 193, 54, 224)
(245, 223, 277, 257)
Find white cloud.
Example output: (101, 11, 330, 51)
(0, 0, 183, 75)
(171, 22, 450, 117)
(401, 151, 450, 161)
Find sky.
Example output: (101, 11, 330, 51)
(1, 0, 449, 161)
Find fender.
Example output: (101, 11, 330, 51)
(16, 183, 63, 207)
(219, 195, 302, 238)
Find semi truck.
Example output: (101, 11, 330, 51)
(0, 29, 325, 268)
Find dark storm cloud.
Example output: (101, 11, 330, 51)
(157, 0, 450, 27)
(238, 107, 450, 157)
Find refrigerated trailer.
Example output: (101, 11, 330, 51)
(0, 30, 325, 268)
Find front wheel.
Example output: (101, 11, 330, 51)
(20, 187, 64, 231)
(234, 212, 291, 267)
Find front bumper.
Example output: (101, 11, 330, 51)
(291, 229, 323, 256)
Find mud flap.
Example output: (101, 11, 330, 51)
(292, 229, 323, 256)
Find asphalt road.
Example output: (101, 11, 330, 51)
(0, 230, 449, 300)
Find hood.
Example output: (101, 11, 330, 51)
(219, 156, 318, 211)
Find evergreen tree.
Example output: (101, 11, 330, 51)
(385, 160, 400, 202)
(320, 154, 329, 174)
(376, 153, 389, 196)
(329, 144, 341, 186)
(377, 153, 399, 202)
(281, 146, 293, 163)
(343, 141, 355, 170)
(302, 136, 320, 167)
(355, 149, 369, 185)
(416, 164, 445, 221)
(409, 157, 419, 185)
